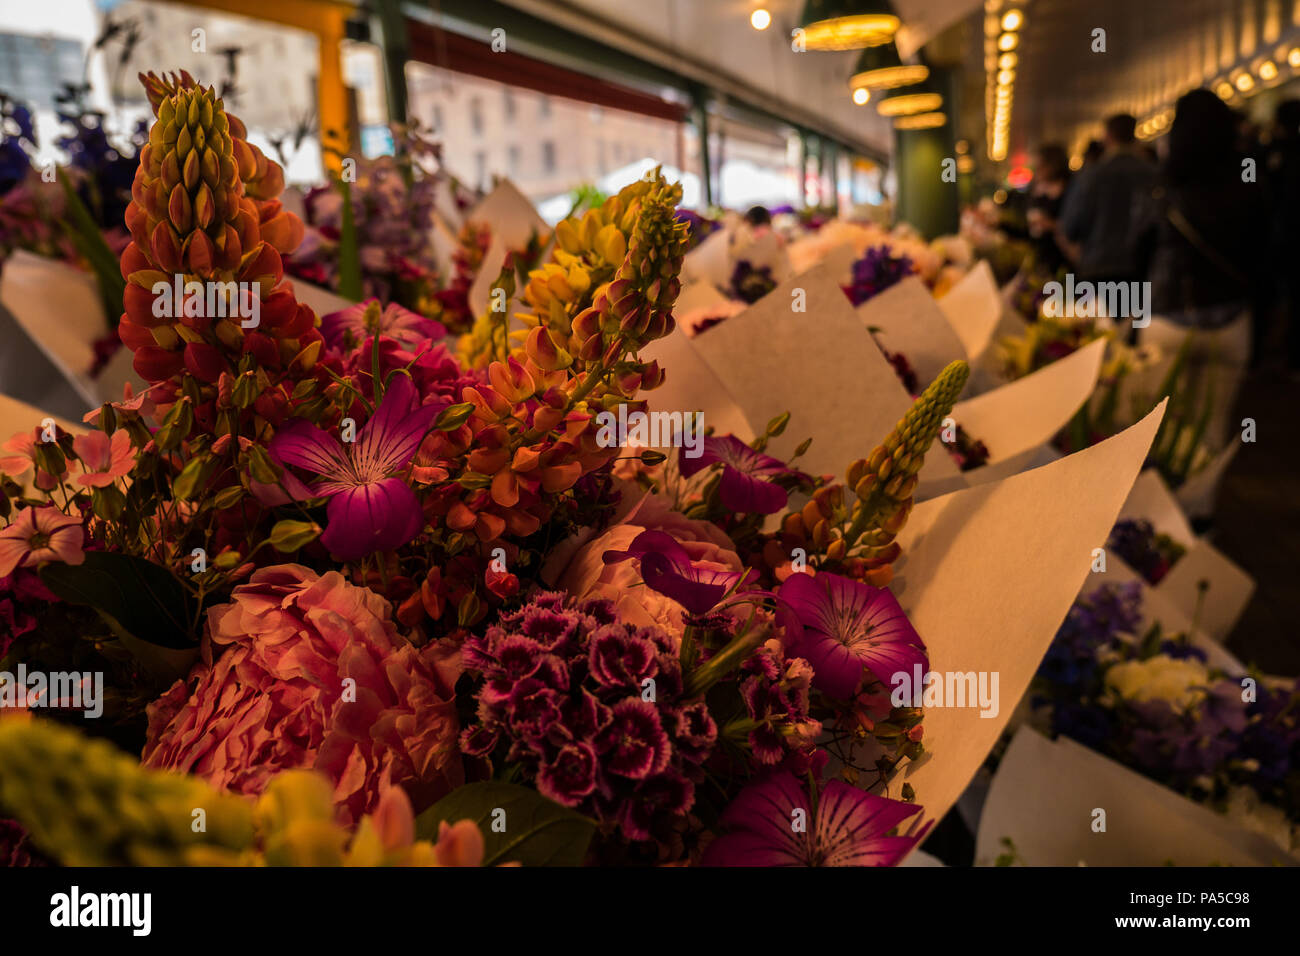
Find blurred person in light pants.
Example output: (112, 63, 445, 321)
(1135, 89, 1266, 449)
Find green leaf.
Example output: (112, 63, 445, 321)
(268, 519, 320, 553)
(57, 171, 126, 320)
(172, 455, 214, 500)
(337, 176, 363, 301)
(414, 782, 596, 867)
(40, 552, 198, 650)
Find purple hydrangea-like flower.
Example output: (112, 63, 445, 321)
(602, 529, 761, 616)
(269, 373, 439, 560)
(702, 772, 930, 867)
(1106, 518, 1186, 585)
(729, 259, 777, 303)
(842, 245, 915, 306)
(778, 572, 928, 700)
(679, 434, 800, 515)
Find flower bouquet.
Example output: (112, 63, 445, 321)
(1024, 581, 1298, 857)
(0, 70, 1170, 869)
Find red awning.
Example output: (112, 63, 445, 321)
(405, 19, 688, 124)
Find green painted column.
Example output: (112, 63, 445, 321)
(373, 0, 410, 125)
(893, 68, 959, 239)
(690, 84, 714, 209)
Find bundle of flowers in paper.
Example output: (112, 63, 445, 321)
(977, 727, 1294, 866)
(0, 250, 145, 410)
(1102, 469, 1254, 643)
(1018, 577, 1296, 858)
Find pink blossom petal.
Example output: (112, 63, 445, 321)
(319, 478, 424, 560)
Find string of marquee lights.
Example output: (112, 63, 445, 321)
(1134, 37, 1300, 145)
(984, 0, 1024, 163)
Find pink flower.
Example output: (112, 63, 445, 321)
(71, 430, 134, 488)
(702, 772, 931, 867)
(142, 564, 463, 826)
(0, 507, 85, 578)
(0, 431, 63, 491)
(542, 488, 746, 642)
(82, 382, 160, 426)
(778, 571, 928, 700)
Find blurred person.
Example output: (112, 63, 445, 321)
(1060, 114, 1158, 289)
(1135, 89, 1266, 445)
(1026, 143, 1072, 271)
(743, 205, 772, 229)
(1266, 100, 1300, 372)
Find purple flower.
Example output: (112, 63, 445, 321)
(459, 593, 716, 849)
(702, 772, 930, 866)
(538, 741, 599, 806)
(778, 572, 928, 699)
(588, 625, 660, 691)
(603, 529, 760, 616)
(269, 374, 439, 560)
(598, 699, 672, 780)
(505, 677, 564, 739)
(679, 434, 799, 515)
(320, 297, 445, 352)
(842, 245, 915, 306)
(729, 259, 777, 303)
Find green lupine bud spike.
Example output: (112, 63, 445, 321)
(842, 359, 969, 557)
(0, 719, 253, 866)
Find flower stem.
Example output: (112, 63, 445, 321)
(684, 621, 770, 698)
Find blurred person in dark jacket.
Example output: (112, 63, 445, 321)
(1027, 143, 1072, 272)
(1266, 99, 1300, 372)
(1135, 89, 1266, 446)
(1061, 114, 1158, 285)
(1138, 89, 1263, 331)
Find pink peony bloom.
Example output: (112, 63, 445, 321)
(0, 507, 85, 578)
(542, 488, 746, 643)
(71, 430, 134, 488)
(142, 564, 463, 826)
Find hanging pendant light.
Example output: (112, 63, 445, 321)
(877, 88, 944, 116)
(799, 0, 900, 51)
(849, 43, 929, 92)
(894, 112, 946, 130)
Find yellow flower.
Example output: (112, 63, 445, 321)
(1104, 655, 1209, 711)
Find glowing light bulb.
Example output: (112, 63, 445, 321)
(853, 87, 870, 105)
(1001, 9, 1023, 31)
(750, 8, 771, 31)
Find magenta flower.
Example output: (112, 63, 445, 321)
(269, 374, 439, 560)
(603, 529, 760, 616)
(319, 298, 445, 351)
(679, 435, 799, 514)
(778, 572, 927, 699)
(702, 772, 930, 866)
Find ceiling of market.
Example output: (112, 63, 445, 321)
(494, 0, 908, 157)
(459, 0, 1300, 172)
(973, 0, 1300, 165)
